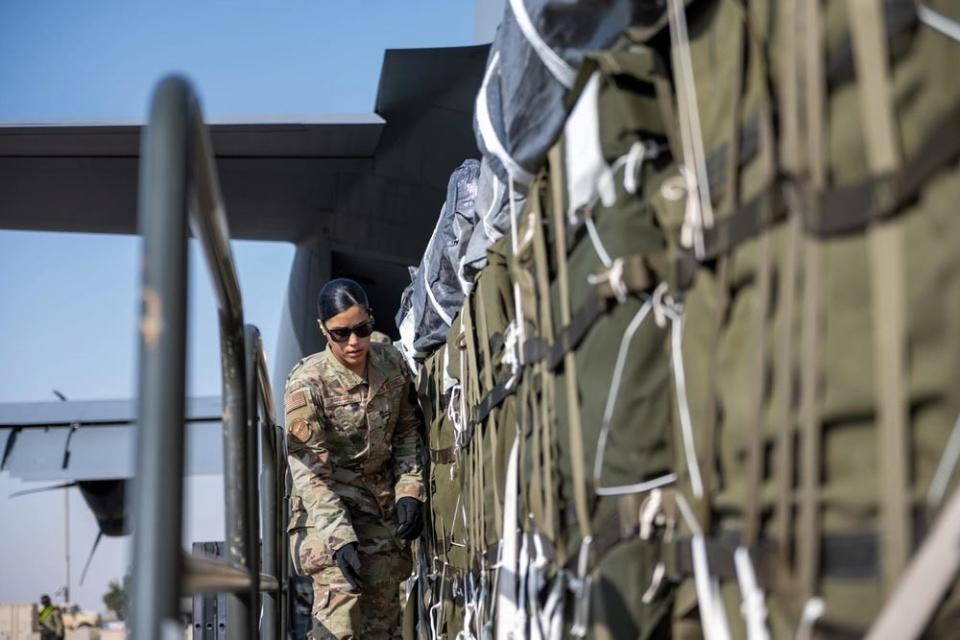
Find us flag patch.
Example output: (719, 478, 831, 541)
(287, 389, 308, 412)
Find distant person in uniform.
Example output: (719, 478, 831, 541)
(37, 594, 64, 640)
(285, 278, 424, 639)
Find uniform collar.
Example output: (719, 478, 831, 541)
(366, 346, 388, 399)
(323, 344, 387, 397)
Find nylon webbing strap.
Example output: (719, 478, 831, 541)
(474, 276, 503, 535)
(471, 372, 521, 426)
(744, 198, 775, 545)
(867, 484, 960, 639)
(775, 214, 802, 564)
(430, 445, 457, 465)
(532, 184, 559, 546)
(549, 144, 591, 540)
(743, 34, 780, 541)
(528, 254, 660, 369)
(847, 0, 910, 593)
(696, 111, 960, 258)
(562, 513, 893, 587)
(697, 257, 728, 529)
(804, 112, 960, 234)
(469, 258, 660, 425)
(518, 185, 546, 539)
(774, 0, 803, 573)
(468, 129, 960, 419)
(671, 530, 899, 591)
(797, 0, 826, 602)
(525, 291, 608, 370)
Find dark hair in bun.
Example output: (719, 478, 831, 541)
(317, 278, 369, 322)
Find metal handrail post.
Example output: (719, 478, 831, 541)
(255, 328, 281, 639)
(200, 155, 255, 640)
(261, 352, 287, 640)
(129, 76, 191, 640)
(245, 325, 269, 639)
(282, 467, 293, 640)
(130, 75, 263, 638)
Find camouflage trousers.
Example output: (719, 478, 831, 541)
(307, 549, 412, 640)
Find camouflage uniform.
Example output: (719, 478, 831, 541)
(285, 342, 425, 640)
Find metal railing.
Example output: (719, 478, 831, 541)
(129, 75, 288, 639)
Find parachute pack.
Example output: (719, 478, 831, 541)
(399, 1, 960, 637)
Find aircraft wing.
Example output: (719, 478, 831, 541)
(0, 45, 489, 266)
(0, 397, 224, 481)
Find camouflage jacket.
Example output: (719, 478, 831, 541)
(285, 342, 425, 553)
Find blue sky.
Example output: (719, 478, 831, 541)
(0, 0, 479, 613)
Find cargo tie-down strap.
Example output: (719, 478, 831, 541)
(429, 445, 458, 465)
(469, 111, 960, 430)
(694, 110, 960, 262)
(469, 253, 663, 426)
(563, 506, 927, 639)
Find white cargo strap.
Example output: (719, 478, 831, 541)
(494, 436, 521, 640)
(734, 547, 771, 640)
(500, 319, 524, 391)
(527, 532, 549, 639)
(458, 574, 480, 640)
(867, 484, 960, 639)
(918, 4, 960, 43)
(653, 283, 705, 499)
(508, 0, 577, 88)
(569, 536, 594, 638)
(443, 343, 468, 453)
(661, 166, 708, 261)
(794, 598, 824, 640)
(476, 52, 535, 185)
(640, 489, 664, 541)
(666, 0, 715, 258)
(593, 296, 679, 496)
(540, 574, 565, 640)
(621, 140, 661, 195)
(641, 562, 667, 604)
(639, 490, 668, 604)
(429, 564, 448, 640)
(584, 215, 614, 270)
(676, 493, 732, 640)
(586, 254, 625, 300)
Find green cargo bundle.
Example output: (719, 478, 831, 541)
(406, 1, 960, 638)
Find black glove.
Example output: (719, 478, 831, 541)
(396, 497, 424, 540)
(333, 541, 363, 591)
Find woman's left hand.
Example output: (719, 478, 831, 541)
(396, 497, 424, 540)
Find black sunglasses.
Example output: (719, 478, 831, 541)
(325, 318, 375, 343)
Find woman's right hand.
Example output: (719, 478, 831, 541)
(334, 541, 363, 591)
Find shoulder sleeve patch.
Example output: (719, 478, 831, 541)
(288, 419, 311, 443)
